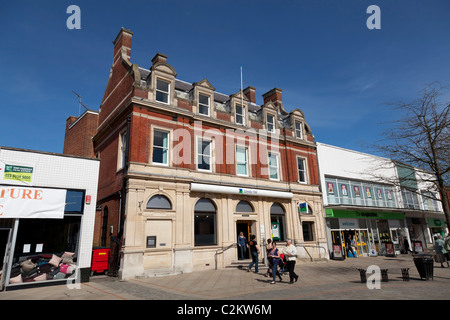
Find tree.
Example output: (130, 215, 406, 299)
(371, 82, 450, 228)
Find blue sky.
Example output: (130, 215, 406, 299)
(1, 0, 449, 155)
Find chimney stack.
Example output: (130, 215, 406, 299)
(152, 52, 168, 65)
(112, 27, 133, 60)
(243, 86, 256, 104)
(262, 88, 282, 105)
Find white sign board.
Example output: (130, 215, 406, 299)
(0, 186, 67, 219)
(339, 218, 359, 230)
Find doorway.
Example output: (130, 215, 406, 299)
(236, 221, 253, 260)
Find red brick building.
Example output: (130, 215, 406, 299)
(65, 28, 327, 279)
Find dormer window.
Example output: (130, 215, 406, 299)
(267, 114, 275, 133)
(199, 93, 210, 116)
(156, 79, 170, 104)
(295, 121, 303, 139)
(236, 104, 245, 125)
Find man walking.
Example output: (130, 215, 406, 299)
(247, 235, 260, 273)
(283, 239, 298, 284)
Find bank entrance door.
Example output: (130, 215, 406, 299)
(236, 221, 253, 260)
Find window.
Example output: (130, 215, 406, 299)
(401, 188, 420, 210)
(302, 222, 314, 241)
(295, 121, 303, 139)
(197, 139, 212, 171)
(152, 130, 169, 165)
(236, 104, 245, 125)
(236, 146, 248, 176)
(65, 190, 85, 214)
(146, 194, 172, 210)
(421, 191, 439, 212)
(236, 200, 254, 213)
(118, 131, 127, 170)
(194, 198, 217, 246)
(199, 94, 210, 116)
(297, 158, 306, 183)
(270, 203, 285, 241)
(268, 152, 279, 180)
(267, 114, 275, 133)
(156, 79, 170, 104)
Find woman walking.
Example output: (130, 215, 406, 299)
(434, 235, 449, 268)
(268, 242, 283, 284)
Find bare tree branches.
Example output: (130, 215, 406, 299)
(369, 82, 450, 225)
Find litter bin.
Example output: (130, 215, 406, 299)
(413, 254, 434, 280)
(91, 247, 111, 276)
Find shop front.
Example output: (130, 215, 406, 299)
(0, 188, 87, 289)
(326, 208, 408, 258)
(0, 147, 99, 290)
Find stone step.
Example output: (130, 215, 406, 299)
(136, 268, 183, 278)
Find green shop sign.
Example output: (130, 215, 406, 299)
(427, 218, 447, 227)
(325, 208, 405, 220)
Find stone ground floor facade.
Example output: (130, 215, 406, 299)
(117, 167, 327, 280)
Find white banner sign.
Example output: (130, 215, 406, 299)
(0, 187, 67, 219)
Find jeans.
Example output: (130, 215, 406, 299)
(272, 262, 280, 282)
(248, 251, 258, 272)
(238, 245, 247, 260)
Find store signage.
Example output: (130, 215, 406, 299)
(339, 218, 359, 230)
(2, 164, 33, 183)
(0, 187, 67, 219)
(299, 202, 308, 214)
(191, 183, 293, 199)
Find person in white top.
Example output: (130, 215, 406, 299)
(283, 239, 298, 284)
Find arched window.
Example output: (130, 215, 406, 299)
(270, 203, 286, 241)
(236, 200, 254, 213)
(194, 198, 217, 246)
(146, 194, 172, 210)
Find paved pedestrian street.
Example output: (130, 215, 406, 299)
(1, 255, 449, 301)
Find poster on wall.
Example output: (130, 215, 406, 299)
(327, 183, 334, 194)
(271, 222, 280, 240)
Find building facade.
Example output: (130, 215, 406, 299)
(317, 143, 447, 258)
(81, 28, 327, 280)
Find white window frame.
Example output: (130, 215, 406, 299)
(235, 104, 245, 125)
(236, 145, 249, 177)
(267, 114, 275, 133)
(295, 121, 303, 139)
(198, 93, 210, 116)
(197, 138, 213, 172)
(152, 129, 170, 166)
(297, 157, 307, 184)
(155, 78, 170, 104)
(268, 152, 280, 181)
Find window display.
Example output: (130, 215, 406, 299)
(9, 216, 81, 284)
